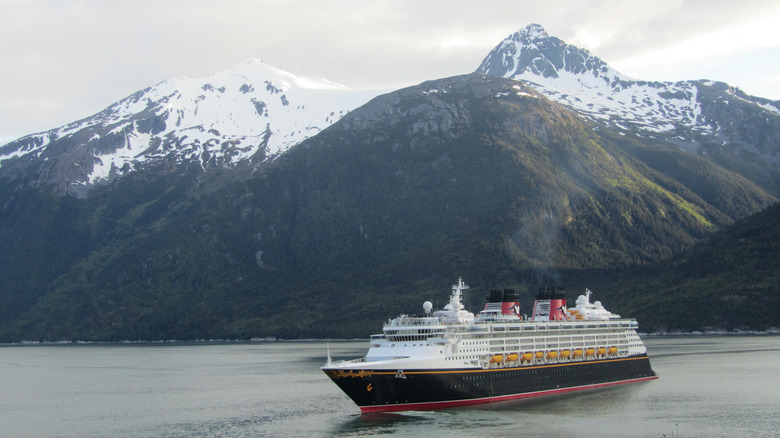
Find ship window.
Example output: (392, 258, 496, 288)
(523, 325, 535, 331)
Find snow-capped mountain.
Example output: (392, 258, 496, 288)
(477, 24, 780, 160)
(2, 27, 779, 342)
(0, 58, 383, 194)
(3, 24, 779, 197)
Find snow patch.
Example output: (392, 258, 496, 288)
(2, 59, 387, 186)
(759, 103, 780, 115)
(88, 130, 152, 183)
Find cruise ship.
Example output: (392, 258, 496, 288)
(322, 278, 657, 413)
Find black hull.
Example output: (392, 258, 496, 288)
(324, 355, 657, 413)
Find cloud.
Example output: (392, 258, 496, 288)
(2, 0, 780, 143)
(612, 14, 780, 73)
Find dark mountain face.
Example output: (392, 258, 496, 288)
(592, 202, 780, 333)
(283, 74, 774, 271)
(1, 74, 775, 341)
(2, 24, 779, 341)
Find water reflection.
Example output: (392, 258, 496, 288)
(474, 382, 648, 414)
(2, 336, 779, 437)
(329, 382, 653, 437)
(332, 412, 432, 436)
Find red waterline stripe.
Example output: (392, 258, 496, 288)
(359, 375, 658, 414)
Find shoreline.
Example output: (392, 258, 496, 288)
(2, 330, 779, 347)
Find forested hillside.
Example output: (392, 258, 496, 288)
(1, 75, 775, 341)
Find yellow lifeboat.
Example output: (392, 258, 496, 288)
(490, 354, 504, 363)
(597, 347, 606, 356)
(608, 347, 618, 355)
(535, 351, 544, 359)
(546, 351, 558, 359)
(560, 350, 571, 358)
(506, 353, 519, 362)
(521, 353, 533, 361)
(585, 348, 595, 356)
(573, 349, 583, 357)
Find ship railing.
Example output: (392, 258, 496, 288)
(474, 314, 525, 323)
(387, 316, 444, 327)
(328, 357, 366, 366)
(444, 324, 483, 332)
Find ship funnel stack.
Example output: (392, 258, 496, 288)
(532, 284, 567, 321)
(485, 289, 520, 317)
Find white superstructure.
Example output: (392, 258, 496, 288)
(329, 278, 648, 371)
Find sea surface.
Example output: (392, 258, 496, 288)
(1, 335, 778, 437)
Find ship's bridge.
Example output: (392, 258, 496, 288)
(383, 316, 446, 342)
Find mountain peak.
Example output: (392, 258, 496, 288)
(224, 58, 348, 91)
(476, 23, 702, 134)
(0, 58, 382, 194)
(512, 23, 548, 43)
(476, 23, 609, 80)
(476, 23, 780, 173)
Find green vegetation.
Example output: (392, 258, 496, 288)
(0, 74, 777, 342)
(588, 203, 780, 332)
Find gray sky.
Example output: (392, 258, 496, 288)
(2, 0, 780, 144)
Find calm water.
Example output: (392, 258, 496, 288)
(1, 336, 779, 437)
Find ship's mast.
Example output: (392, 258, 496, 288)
(448, 277, 469, 311)
(433, 277, 475, 324)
